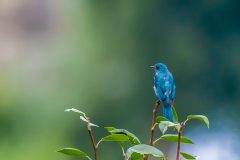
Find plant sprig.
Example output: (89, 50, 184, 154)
(58, 105, 209, 160)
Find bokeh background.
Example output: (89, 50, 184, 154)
(1, 1, 240, 160)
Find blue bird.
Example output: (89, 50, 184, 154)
(151, 63, 176, 122)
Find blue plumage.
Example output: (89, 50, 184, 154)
(151, 63, 176, 122)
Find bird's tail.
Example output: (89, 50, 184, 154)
(163, 106, 173, 122)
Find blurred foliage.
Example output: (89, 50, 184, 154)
(0, 0, 240, 160)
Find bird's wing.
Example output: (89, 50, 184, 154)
(158, 73, 174, 102)
(154, 74, 165, 100)
(168, 72, 176, 100)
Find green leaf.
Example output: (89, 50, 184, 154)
(104, 127, 117, 132)
(104, 127, 141, 144)
(129, 152, 143, 160)
(180, 152, 198, 160)
(159, 134, 194, 144)
(101, 134, 129, 142)
(79, 116, 99, 127)
(57, 148, 90, 159)
(172, 107, 178, 122)
(187, 115, 209, 128)
(158, 121, 169, 134)
(65, 108, 99, 127)
(110, 129, 141, 144)
(80, 116, 88, 123)
(65, 108, 86, 115)
(126, 144, 164, 159)
(158, 121, 180, 134)
(168, 122, 180, 131)
(88, 122, 99, 127)
(156, 116, 169, 123)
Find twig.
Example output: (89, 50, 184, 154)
(176, 123, 184, 160)
(144, 100, 160, 160)
(149, 100, 161, 145)
(85, 116, 98, 160)
(152, 137, 161, 145)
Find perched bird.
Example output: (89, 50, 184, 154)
(151, 63, 176, 122)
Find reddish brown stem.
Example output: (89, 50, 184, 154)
(144, 100, 160, 160)
(88, 129, 98, 160)
(176, 123, 184, 160)
(86, 116, 98, 160)
(149, 100, 160, 145)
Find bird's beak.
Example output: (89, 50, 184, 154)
(150, 65, 155, 69)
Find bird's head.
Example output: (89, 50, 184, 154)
(150, 63, 168, 73)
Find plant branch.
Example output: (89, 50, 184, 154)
(96, 139, 102, 149)
(85, 116, 98, 160)
(86, 156, 93, 160)
(149, 100, 161, 145)
(176, 123, 185, 160)
(153, 137, 161, 145)
(144, 100, 160, 160)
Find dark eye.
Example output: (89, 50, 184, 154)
(156, 66, 159, 70)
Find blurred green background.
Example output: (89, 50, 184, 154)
(0, 0, 240, 160)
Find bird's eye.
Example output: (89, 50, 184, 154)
(156, 66, 159, 70)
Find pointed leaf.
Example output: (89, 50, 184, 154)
(129, 152, 143, 160)
(187, 115, 209, 128)
(65, 108, 86, 115)
(89, 123, 99, 127)
(158, 121, 169, 134)
(172, 107, 178, 122)
(126, 144, 164, 159)
(78, 116, 99, 127)
(104, 127, 117, 132)
(158, 121, 180, 134)
(101, 134, 129, 142)
(80, 116, 88, 123)
(57, 148, 89, 158)
(110, 129, 141, 144)
(159, 134, 194, 144)
(168, 122, 180, 131)
(156, 116, 169, 123)
(180, 152, 199, 160)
